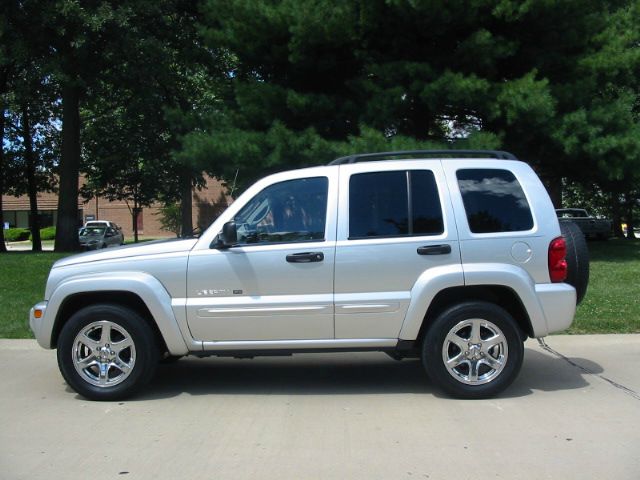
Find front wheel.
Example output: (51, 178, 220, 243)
(57, 304, 159, 401)
(422, 302, 524, 399)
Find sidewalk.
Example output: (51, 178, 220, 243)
(5, 242, 54, 251)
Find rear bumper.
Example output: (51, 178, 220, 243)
(535, 283, 576, 335)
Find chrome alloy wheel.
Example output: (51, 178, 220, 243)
(442, 318, 508, 385)
(71, 321, 136, 388)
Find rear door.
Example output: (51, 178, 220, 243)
(333, 160, 460, 339)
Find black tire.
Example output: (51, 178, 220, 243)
(560, 220, 589, 305)
(422, 302, 524, 399)
(159, 355, 183, 364)
(57, 304, 159, 401)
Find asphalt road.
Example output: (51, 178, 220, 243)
(1, 335, 638, 480)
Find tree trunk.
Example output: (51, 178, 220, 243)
(0, 98, 7, 253)
(22, 104, 42, 252)
(55, 83, 81, 251)
(610, 193, 625, 238)
(547, 179, 562, 209)
(180, 168, 193, 237)
(625, 192, 636, 240)
(132, 199, 140, 243)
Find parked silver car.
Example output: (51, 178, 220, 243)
(78, 226, 124, 250)
(84, 221, 125, 243)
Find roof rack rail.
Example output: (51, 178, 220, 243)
(329, 149, 518, 165)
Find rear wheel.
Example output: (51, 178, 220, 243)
(57, 304, 159, 401)
(422, 302, 524, 399)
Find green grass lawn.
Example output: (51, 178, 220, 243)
(0, 252, 69, 338)
(0, 239, 638, 338)
(568, 239, 640, 334)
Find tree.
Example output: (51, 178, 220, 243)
(155, 203, 182, 237)
(1, 2, 59, 251)
(0, 76, 7, 253)
(193, 0, 639, 214)
(82, 91, 177, 242)
(35, 1, 131, 251)
(1, 1, 137, 251)
(75, 0, 228, 239)
(553, 3, 640, 236)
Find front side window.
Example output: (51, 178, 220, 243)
(233, 177, 328, 244)
(349, 170, 443, 239)
(456, 169, 533, 233)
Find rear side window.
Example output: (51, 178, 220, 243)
(456, 169, 533, 233)
(349, 170, 443, 239)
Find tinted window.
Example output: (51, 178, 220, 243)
(349, 170, 443, 239)
(411, 170, 445, 235)
(234, 177, 328, 244)
(456, 169, 533, 233)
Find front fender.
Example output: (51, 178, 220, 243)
(40, 271, 190, 355)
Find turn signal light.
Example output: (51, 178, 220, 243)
(34, 309, 43, 319)
(548, 237, 568, 282)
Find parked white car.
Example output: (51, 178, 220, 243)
(30, 150, 587, 400)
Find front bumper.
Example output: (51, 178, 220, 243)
(30, 301, 51, 349)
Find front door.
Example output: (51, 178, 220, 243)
(186, 173, 337, 342)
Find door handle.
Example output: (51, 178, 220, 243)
(286, 252, 325, 263)
(417, 244, 452, 255)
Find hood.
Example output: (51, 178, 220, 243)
(54, 238, 198, 268)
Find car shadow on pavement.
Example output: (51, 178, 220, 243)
(129, 346, 597, 401)
(501, 348, 597, 398)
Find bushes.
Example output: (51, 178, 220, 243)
(3, 227, 56, 242)
(36, 227, 56, 241)
(4, 228, 31, 242)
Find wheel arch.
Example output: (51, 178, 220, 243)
(44, 272, 190, 355)
(415, 285, 533, 346)
(52, 291, 166, 353)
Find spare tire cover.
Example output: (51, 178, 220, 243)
(559, 220, 590, 305)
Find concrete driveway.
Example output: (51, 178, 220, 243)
(1, 335, 638, 480)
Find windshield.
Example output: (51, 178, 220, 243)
(80, 227, 106, 236)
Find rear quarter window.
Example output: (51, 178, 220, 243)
(456, 169, 533, 233)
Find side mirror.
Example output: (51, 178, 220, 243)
(214, 221, 237, 249)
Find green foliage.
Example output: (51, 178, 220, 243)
(3, 0, 640, 246)
(193, 0, 640, 207)
(4, 228, 30, 242)
(36, 227, 56, 241)
(155, 204, 182, 237)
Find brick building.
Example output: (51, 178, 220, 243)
(2, 175, 230, 238)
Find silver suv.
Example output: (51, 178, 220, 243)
(30, 150, 584, 400)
